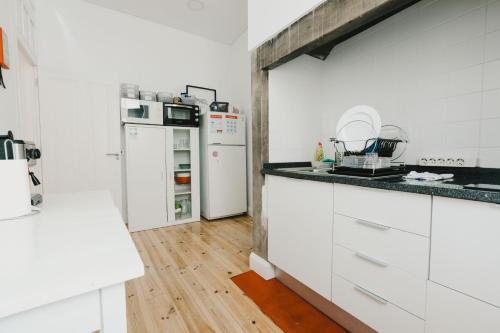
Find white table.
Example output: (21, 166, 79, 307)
(0, 191, 144, 333)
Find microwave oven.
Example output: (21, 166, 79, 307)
(121, 98, 163, 125)
(163, 103, 200, 127)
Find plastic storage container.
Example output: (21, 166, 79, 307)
(175, 172, 191, 184)
(157, 92, 174, 103)
(120, 83, 139, 99)
(139, 90, 156, 101)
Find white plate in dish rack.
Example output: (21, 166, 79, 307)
(336, 105, 381, 152)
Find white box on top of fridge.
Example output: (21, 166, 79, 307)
(200, 111, 247, 220)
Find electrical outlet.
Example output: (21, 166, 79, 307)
(418, 156, 477, 167)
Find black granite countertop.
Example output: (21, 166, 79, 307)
(262, 162, 500, 205)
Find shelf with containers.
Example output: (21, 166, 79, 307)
(166, 127, 200, 224)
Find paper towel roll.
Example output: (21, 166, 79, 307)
(0, 160, 32, 220)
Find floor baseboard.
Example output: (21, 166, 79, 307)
(249, 252, 275, 280)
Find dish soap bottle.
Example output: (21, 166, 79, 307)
(314, 142, 324, 162)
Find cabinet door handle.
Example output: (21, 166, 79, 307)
(354, 285, 388, 305)
(355, 251, 388, 267)
(355, 219, 389, 231)
(105, 153, 120, 160)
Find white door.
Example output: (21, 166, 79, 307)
(267, 175, 334, 299)
(430, 197, 500, 307)
(165, 127, 175, 222)
(426, 281, 500, 333)
(207, 145, 246, 219)
(124, 125, 167, 232)
(189, 128, 201, 220)
(38, 72, 122, 211)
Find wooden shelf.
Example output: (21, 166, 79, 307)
(175, 213, 192, 221)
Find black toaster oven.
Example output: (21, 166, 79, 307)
(163, 103, 200, 127)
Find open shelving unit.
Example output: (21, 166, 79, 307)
(166, 127, 200, 225)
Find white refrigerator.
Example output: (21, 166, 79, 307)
(200, 111, 247, 220)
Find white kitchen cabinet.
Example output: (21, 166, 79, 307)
(430, 197, 500, 307)
(333, 213, 429, 278)
(333, 245, 427, 318)
(125, 125, 168, 232)
(426, 281, 500, 333)
(124, 125, 200, 232)
(332, 275, 425, 333)
(332, 184, 431, 328)
(0, 191, 143, 333)
(334, 184, 431, 236)
(267, 175, 334, 299)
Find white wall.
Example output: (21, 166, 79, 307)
(269, 55, 324, 162)
(248, 0, 326, 50)
(321, 0, 500, 167)
(34, 0, 254, 213)
(269, 0, 500, 168)
(0, 0, 21, 134)
(34, 0, 233, 99)
(228, 31, 253, 215)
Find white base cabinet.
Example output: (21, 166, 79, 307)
(333, 213, 429, 279)
(430, 197, 500, 307)
(267, 175, 334, 300)
(333, 245, 427, 318)
(333, 184, 430, 323)
(332, 275, 425, 333)
(426, 281, 500, 333)
(266, 177, 500, 333)
(124, 124, 200, 232)
(334, 184, 431, 236)
(124, 125, 168, 232)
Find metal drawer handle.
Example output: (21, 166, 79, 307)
(355, 219, 390, 231)
(355, 251, 388, 267)
(354, 285, 388, 305)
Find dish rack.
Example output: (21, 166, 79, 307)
(330, 137, 408, 170)
(330, 137, 405, 157)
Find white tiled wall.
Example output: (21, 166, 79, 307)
(269, 56, 324, 162)
(320, 0, 500, 167)
(269, 0, 500, 167)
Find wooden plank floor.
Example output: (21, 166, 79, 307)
(126, 215, 283, 333)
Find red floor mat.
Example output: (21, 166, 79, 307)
(231, 271, 348, 333)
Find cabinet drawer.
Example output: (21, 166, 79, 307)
(334, 184, 431, 236)
(332, 274, 425, 333)
(333, 245, 426, 318)
(430, 197, 500, 307)
(334, 213, 429, 278)
(426, 281, 500, 333)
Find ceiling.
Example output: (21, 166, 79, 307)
(84, 0, 248, 45)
